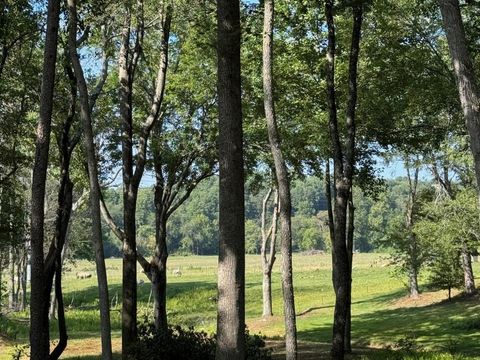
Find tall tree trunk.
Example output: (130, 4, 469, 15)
(406, 165, 420, 298)
(8, 246, 14, 310)
(20, 249, 27, 311)
(324, 2, 363, 358)
(261, 188, 278, 318)
(29, 0, 61, 358)
(117, 9, 138, 352)
(216, 0, 245, 358)
(438, 0, 480, 195)
(0, 257, 2, 314)
(344, 194, 354, 353)
(460, 243, 476, 294)
(151, 210, 168, 333)
(67, 1, 113, 358)
(262, 1, 297, 358)
(49, 252, 67, 360)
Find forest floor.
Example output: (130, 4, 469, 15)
(1, 253, 480, 359)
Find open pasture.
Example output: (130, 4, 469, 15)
(1, 253, 480, 359)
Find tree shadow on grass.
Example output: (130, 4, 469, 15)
(296, 291, 480, 356)
(51, 281, 216, 340)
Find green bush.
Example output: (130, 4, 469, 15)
(131, 317, 272, 360)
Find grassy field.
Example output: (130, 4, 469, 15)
(1, 253, 480, 359)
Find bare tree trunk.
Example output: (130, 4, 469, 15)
(438, 0, 480, 195)
(406, 165, 420, 298)
(8, 246, 14, 310)
(461, 243, 476, 294)
(49, 253, 67, 360)
(261, 188, 278, 318)
(324, 2, 363, 358)
(263, 1, 297, 358)
(20, 248, 27, 311)
(0, 256, 2, 314)
(49, 227, 71, 320)
(151, 213, 168, 333)
(67, 2, 112, 358)
(29, 0, 61, 357)
(216, 0, 245, 358)
(344, 194, 354, 353)
(408, 264, 419, 298)
(15, 248, 22, 310)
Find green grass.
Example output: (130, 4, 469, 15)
(1, 253, 480, 359)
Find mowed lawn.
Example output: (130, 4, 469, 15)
(1, 253, 480, 359)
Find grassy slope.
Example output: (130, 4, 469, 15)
(1, 253, 479, 359)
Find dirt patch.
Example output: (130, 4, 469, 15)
(58, 337, 121, 358)
(247, 315, 283, 334)
(390, 289, 461, 309)
(269, 341, 387, 359)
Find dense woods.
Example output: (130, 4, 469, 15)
(1, 0, 480, 359)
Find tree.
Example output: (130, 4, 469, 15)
(430, 160, 476, 294)
(404, 162, 421, 297)
(323, 0, 364, 357)
(262, 0, 297, 357)
(415, 188, 479, 296)
(437, 0, 480, 199)
(260, 187, 279, 318)
(67, 0, 113, 357)
(215, 0, 245, 358)
(29, 0, 62, 358)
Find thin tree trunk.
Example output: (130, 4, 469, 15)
(216, 0, 245, 358)
(48, 189, 87, 318)
(344, 194, 354, 353)
(8, 246, 14, 310)
(29, 0, 61, 358)
(261, 188, 278, 318)
(20, 248, 27, 311)
(0, 257, 2, 314)
(49, 253, 67, 360)
(15, 248, 22, 310)
(438, 0, 480, 196)
(49, 226, 71, 319)
(325, 161, 335, 246)
(151, 212, 168, 333)
(67, 1, 112, 358)
(406, 165, 420, 298)
(263, 1, 297, 358)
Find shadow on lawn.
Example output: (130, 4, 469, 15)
(53, 281, 216, 340)
(297, 291, 480, 355)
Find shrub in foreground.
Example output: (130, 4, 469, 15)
(130, 318, 272, 360)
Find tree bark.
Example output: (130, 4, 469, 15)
(67, 1, 113, 358)
(438, 0, 480, 196)
(344, 194, 354, 353)
(406, 165, 420, 298)
(262, 1, 297, 358)
(49, 253, 67, 360)
(216, 0, 245, 358)
(29, 0, 61, 358)
(461, 243, 476, 294)
(324, 2, 363, 358)
(261, 188, 279, 318)
(8, 245, 15, 310)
